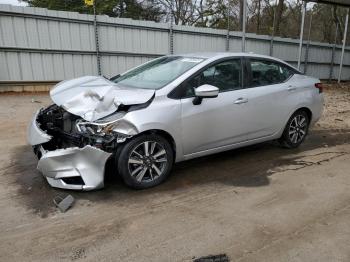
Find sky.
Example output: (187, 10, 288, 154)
(0, 0, 27, 6)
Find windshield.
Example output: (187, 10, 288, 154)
(111, 56, 204, 89)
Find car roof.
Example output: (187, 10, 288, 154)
(177, 52, 299, 72)
(179, 52, 279, 61)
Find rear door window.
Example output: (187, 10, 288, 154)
(249, 59, 294, 87)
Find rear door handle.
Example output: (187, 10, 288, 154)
(287, 85, 296, 91)
(234, 97, 248, 104)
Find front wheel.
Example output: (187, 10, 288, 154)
(117, 134, 174, 189)
(279, 110, 310, 148)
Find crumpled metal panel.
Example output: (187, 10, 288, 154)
(37, 145, 112, 191)
(50, 76, 155, 121)
(27, 109, 52, 146)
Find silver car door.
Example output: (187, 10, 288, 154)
(180, 58, 252, 155)
(239, 58, 299, 140)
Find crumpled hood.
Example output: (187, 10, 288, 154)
(50, 76, 155, 121)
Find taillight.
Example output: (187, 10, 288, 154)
(315, 83, 323, 93)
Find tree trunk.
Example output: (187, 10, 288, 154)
(239, 0, 244, 30)
(332, 6, 343, 44)
(275, 0, 284, 36)
(119, 0, 124, 17)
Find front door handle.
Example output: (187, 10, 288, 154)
(234, 97, 248, 104)
(287, 85, 296, 91)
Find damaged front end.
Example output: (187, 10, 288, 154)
(35, 104, 136, 154)
(37, 145, 111, 190)
(28, 105, 123, 190)
(27, 76, 154, 190)
(28, 105, 142, 191)
(30, 105, 140, 190)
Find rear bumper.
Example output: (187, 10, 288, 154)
(28, 110, 111, 191)
(310, 94, 324, 126)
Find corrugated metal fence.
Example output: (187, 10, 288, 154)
(0, 4, 349, 82)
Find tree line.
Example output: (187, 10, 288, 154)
(22, 0, 349, 44)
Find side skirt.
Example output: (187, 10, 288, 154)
(182, 133, 280, 161)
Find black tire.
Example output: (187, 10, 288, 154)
(279, 110, 310, 148)
(117, 134, 174, 189)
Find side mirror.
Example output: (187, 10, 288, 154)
(193, 84, 219, 105)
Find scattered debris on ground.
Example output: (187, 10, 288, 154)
(53, 195, 75, 213)
(193, 254, 229, 262)
(31, 98, 42, 103)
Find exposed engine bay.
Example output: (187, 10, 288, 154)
(27, 76, 158, 190)
(35, 93, 156, 154)
(30, 102, 151, 190)
(36, 104, 122, 154)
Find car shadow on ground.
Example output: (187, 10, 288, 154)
(9, 128, 350, 218)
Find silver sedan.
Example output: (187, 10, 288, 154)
(27, 52, 324, 190)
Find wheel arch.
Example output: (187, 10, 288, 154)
(138, 129, 177, 162)
(296, 107, 312, 122)
(277, 106, 313, 139)
(278, 107, 311, 148)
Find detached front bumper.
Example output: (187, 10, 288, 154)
(27, 110, 112, 191)
(37, 145, 111, 190)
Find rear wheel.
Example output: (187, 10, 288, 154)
(279, 110, 310, 148)
(117, 134, 173, 189)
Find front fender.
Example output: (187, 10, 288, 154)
(122, 96, 184, 162)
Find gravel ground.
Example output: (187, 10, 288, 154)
(0, 86, 350, 262)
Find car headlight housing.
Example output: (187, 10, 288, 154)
(76, 119, 138, 142)
(77, 122, 107, 136)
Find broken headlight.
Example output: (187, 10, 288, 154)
(76, 119, 137, 142)
(77, 122, 106, 136)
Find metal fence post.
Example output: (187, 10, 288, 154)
(169, 0, 174, 55)
(297, 1, 306, 70)
(304, 12, 312, 74)
(226, 4, 230, 52)
(93, 0, 101, 75)
(329, 23, 338, 82)
(338, 8, 349, 83)
(242, 0, 247, 52)
(270, 0, 278, 56)
(169, 23, 174, 55)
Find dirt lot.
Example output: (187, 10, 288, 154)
(1, 85, 350, 262)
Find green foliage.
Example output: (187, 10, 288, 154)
(22, 0, 164, 21)
(23, 0, 90, 13)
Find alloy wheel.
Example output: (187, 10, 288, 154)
(128, 141, 168, 183)
(288, 114, 307, 144)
